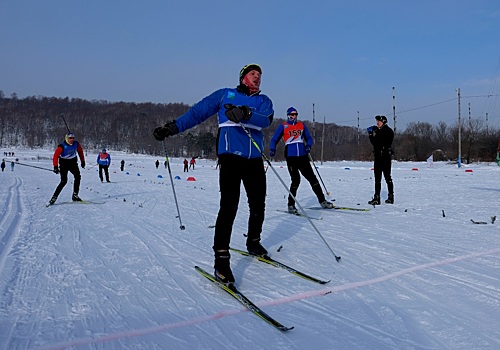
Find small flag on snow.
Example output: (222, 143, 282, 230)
(427, 154, 433, 167)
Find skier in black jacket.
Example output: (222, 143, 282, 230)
(368, 115, 394, 205)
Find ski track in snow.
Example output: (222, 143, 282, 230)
(0, 151, 499, 350)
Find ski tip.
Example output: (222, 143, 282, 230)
(279, 326, 295, 331)
(335, 256, 341, 263)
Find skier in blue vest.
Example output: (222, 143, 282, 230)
(270, 107, 333, 213)
(97, 148, 111, 182)
(49, 132, 86, 205)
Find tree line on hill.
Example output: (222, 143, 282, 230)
(1, 92, 499, 163)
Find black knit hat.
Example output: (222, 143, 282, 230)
(375, 115, 388, 124)
(239, 63, 262, 83)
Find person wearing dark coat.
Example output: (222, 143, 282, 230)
(367, 115, 394, 205)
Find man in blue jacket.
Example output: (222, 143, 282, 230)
(97, 148, 111, 183)
(270, 107, 333, 214)
(153, 64, 273, 285)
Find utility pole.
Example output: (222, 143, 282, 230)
(321, 116, 325, 165)
(468, 102, 471, 128)
(357, 111, 360, 161)
(457, 88, 462, 168)
(312, 103, 316, 158)
(392, 87, 397, 136)
(486, 112, 489, 135)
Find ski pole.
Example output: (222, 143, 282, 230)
(14, 162, 53, 172)
(239, 123, 341, 263)
(162, 141, 185, 230)
(308, 154, 330, 196)
(61, 114, 71, 133)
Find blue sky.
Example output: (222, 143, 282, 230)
(1, 0, 500, 130)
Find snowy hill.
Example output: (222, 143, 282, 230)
(1, 149, 499, 350)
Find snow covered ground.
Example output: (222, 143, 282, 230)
(0, 148, 499, 350)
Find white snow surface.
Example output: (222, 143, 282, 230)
(0, 149, 499, 350)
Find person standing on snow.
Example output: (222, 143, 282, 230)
(120, 159, 125, 171)
(155, 160, 160, 169)
(269, 107, 333, 213)
(367, 115, 394, 205)
(97, 148, 111, 182)
(153, 63, 273, 285)
(183, 159, 189, 172)
(49, 132, 86, 205)
(190, 157, 196, 170)
(1, 160, 5, 172)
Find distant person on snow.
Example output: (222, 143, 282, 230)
(183, 159, 189, 172)
(367, 115, 394, 205)
(153, 63, 273, 285)
(10, 161, 14, 171)
(269, 107, 333, 213)
(97, 148, 111, 182)
(155, 159, 160, 169)
(190, 157, 196, 170)
(1, 160, 5, 172)
(120, 159, 125, 171)
(49, 132, 86, 205)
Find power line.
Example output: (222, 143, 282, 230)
(332, 94, 500, 126)
(397, 98, 457, 114)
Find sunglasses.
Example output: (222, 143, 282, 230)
(68, 137, 75, 139)
(288, 113, 298, 116)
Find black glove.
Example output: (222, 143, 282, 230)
(153, 121, 179, 141)
(53, 166, 59, 174)
(224, 104, 252, 123)
(81, 162, 85, 169)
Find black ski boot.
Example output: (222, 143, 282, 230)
(368, 194, 380, 205)
(48, 196, 57, 205)
(385, 194, 394, 204)
(246, 238, 268, 257)
(72, 193, 82, 202)
(320, 200, 334, 209)
(214, 251, 235, 285)
(287, 205, 298, 214)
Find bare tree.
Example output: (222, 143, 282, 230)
(1, 94, 499, 162)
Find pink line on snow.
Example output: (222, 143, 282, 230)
(38, 247, 500, 350)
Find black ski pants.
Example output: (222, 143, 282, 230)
(213, 154, 266, 253)
(53, 158, 81, 198)
(286, 155, 325, 206)
(373, 154, 393, 196)
(99, 164, 110, 182)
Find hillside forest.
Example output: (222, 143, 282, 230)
(1, 92, 499, 163)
